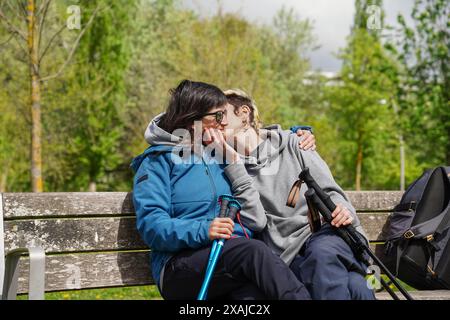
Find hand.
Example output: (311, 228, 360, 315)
(204, 128, 241, 164)
(296, 130, 316, 151)
(208, 217, 235, 240)
(330, 204, 353, 227)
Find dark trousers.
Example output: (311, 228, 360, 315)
(161, 237, 311, 300)
(289, 224, 376, 300)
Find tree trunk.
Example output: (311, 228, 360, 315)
(447, 125, 450, 166)
(399, 135, 405, 191)
(393, 101, 405, 191)
(27, 0, 43, 192)
(89, 181, 97, 192)
(0, 170, 8, 192)
(356, 142, 363, 191)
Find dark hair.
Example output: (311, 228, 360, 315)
(158, 80, 227, 133)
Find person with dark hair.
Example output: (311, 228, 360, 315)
(131, 79, 313, 300)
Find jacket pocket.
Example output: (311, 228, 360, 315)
(171, 200, 215, 220)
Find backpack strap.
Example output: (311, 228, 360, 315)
(394, 201, 417, 213)
(403, 205, 450, 240)
(395, 241, 406, 276)
(433, 203, 450, 242)
(445, 166, 450, 179)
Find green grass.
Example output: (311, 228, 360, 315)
(366, 274, 416, 292)
(16, 276, 414, 300)
(17, 285, 162, 300)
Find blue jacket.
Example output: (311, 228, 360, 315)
(131, 145, 252, 289)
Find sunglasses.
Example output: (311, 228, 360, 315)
(202, 110, 225, 124)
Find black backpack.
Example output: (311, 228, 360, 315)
(381, 166, 450, 290)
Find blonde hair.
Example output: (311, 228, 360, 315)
(224, 88, 262, 130)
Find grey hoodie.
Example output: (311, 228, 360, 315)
(223, 125, 368, 266)
(144, 113, 183, 146)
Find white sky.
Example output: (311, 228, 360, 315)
(180, 0, 415, 72)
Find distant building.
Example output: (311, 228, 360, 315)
(303, 71, 342, 86)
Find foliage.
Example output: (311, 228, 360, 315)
(0, 0, 446, 192)
(389, 0, 449, 165)
(327, 1, 401, 189)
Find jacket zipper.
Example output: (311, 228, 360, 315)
(202, 158, 217, 216)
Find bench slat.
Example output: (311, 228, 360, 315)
(15, 251, 153, 293)
(4, 214, 389, 253)
(357, 212, 390, 241)
(2, 192, 134, 218)
(346, 191, 403, 211)
(4, 217, 147, 253)
(14, 247, 386, 294)
(2, 191, 404, 219)
(3, 213, 391, 253)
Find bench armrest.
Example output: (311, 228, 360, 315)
(2, 247, 46, 300)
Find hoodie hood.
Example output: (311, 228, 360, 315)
(144, 113, 185, 146)
(131, 113, 186, 172)
(242, 125, 289, 170)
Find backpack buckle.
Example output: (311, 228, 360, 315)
(404, 230, 415, 239)
(408, 201, 416, 212)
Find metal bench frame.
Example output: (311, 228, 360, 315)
(1, 193, 45, 300)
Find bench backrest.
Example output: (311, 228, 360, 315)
(1, 191, 403, 294)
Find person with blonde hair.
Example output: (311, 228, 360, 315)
(224, 89, 263, 131)
(206, 89, 375, 300)
(223, 88, 315, 152)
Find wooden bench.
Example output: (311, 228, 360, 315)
(1, 191, 449, 300)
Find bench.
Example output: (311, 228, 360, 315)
(1, 191, 449, 300)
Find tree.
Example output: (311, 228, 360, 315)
(63, 0, 136, 192)
(123, 2, 317, 133)
(392, 0, 449, 165)
(0, 0, 99, 191)
(329, 0, 400, 190)
(263, 7, 318, 127)
(0, 0, 326, 192)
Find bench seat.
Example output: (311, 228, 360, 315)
(1, 191, 448, 300)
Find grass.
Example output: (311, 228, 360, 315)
(15, 276, 414, 300)
(366, 274, 416, 293)
(17, 285, 162, 300)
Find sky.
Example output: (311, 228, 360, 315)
(180, 0, 415, 72)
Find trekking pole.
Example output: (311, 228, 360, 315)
(305, 189, 404, 300)
(197, 195, 240, 300)
(207, 196, 231, 274)
(288, 167, 413, 300)
(199, 195, 232, 299)
(299, 168, 412, 300)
